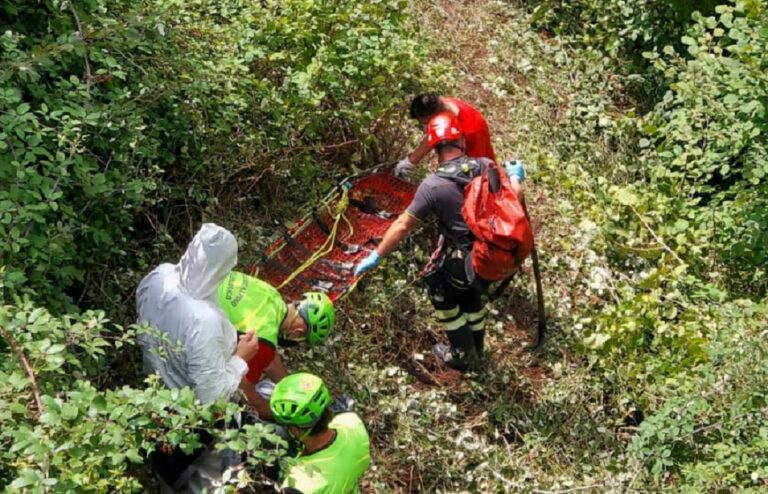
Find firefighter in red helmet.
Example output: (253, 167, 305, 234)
(394, 94, 496, 177)
(355, 113, 513, 371)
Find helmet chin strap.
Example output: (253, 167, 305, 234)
(282, 302, 307, 342)
(298, 427, 313, 442)
(288, 425, 314, 453)
(436, 140, 465, 154)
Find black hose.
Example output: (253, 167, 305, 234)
(488, 166, 501, 193)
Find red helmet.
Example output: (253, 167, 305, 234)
(426, 112, 463, 148)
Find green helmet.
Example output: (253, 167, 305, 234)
(297, 292, 335, 346)
(270, 373, 331, 428)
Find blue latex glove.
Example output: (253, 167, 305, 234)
(503, 160, 526, 182)
(354, 251, 381, 276)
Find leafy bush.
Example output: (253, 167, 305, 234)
(1, 0, 426, 490)
(510, 1, 768, 490)
(0, 0, 169, 310)
(637, 1, 768, 294)
(0, 301, 283, 492)
(629, 299, 768, 491)
(0, 0, 425, 312)
(529, 0, 720, 61)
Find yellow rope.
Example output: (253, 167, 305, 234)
(341, 212, 354, 240)
(277, 187, 350, 289)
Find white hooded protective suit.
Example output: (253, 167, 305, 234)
(136, 223, 248, 404)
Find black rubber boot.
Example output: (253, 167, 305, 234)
(472, 329, 485, 359)
(432, 326, 479, 372)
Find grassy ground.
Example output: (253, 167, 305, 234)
(268, 1, 644, 492)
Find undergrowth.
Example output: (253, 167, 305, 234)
(2, 0, 767, 492)
(276, 0, 768, 492)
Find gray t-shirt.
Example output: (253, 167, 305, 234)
(405, 156, 492, 251)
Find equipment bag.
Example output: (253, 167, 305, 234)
(464, 163, 535, 282)
(436, 158, 534, 282)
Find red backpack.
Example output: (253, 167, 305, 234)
(463, 163, 534, 281)
(438, 159, 534, 282)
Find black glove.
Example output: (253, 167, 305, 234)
(331, 394, 356, 413)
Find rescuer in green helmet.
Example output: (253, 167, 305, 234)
(270, 373, 370, 494)
(217, 272, 336, 419)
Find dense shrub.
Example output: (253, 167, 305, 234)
(0, 0, 426, 490)
(0, 301, 284, 492)
(513, 0, 768, 490)
(0, 0, 169, 311)
(629, 299, 768, 491)
(0, 0, 424, 312)
(529, 0, 720, 61)
(637, 2, 768, 294)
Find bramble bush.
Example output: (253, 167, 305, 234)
(0, 301, 285, 492)
(528, 0, 720, 63)
(637, 2, 768, 294)
(525, 0, 768, 489)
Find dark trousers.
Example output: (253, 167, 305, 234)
(423, 251, 487, 368)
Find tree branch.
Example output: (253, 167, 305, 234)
(0, 325, 46, 416)
(533, 485, 605, 494)
(629, 205, 685, 265)
(67, 0, 92, 94)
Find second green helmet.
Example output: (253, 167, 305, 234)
(297, 292, 335, 346)
(270, 372, 331, 428)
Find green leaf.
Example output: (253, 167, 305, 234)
(10, 469, 41, 488)
(46, 343, 66, 354)
(62, 403, 79, 420)
(615, 187, 639, 206)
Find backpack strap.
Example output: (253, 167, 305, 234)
(435, 157, 483, 187)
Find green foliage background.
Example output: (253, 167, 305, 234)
(2, 0, 768, 492)
(1, 0, 426, 490)
(1, 0, 424, 312)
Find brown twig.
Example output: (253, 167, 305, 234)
(533, 485, 605, 494)
(629, 205, 685, 265)
(0, 325, 46, 416)
(67, 0, 92, 94)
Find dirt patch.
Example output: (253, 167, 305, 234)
(408, 358, 465, 388)
(520, 365, 549, 398)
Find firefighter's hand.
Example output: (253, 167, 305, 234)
(503, 160, 526, 182)
(394, 157, 416, 177)
(354, 251, 381, 277)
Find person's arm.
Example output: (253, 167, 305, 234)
(395, 136, 432, 177)
(264, 353, 288, 382)
(187, 316, 255, 404)
(503, 160, 526, 202)
(407, 136, 431, 165)
(355, 179, 434, 276)
(375, 213, 420, 257)
(353, 213, 420, 276)
(240, 376, 273, 419)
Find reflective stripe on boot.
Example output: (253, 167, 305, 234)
(433, 326, 479, 372)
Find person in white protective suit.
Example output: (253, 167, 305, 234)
(136, 223, 261, 493)
(137, 223, 260, 403)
